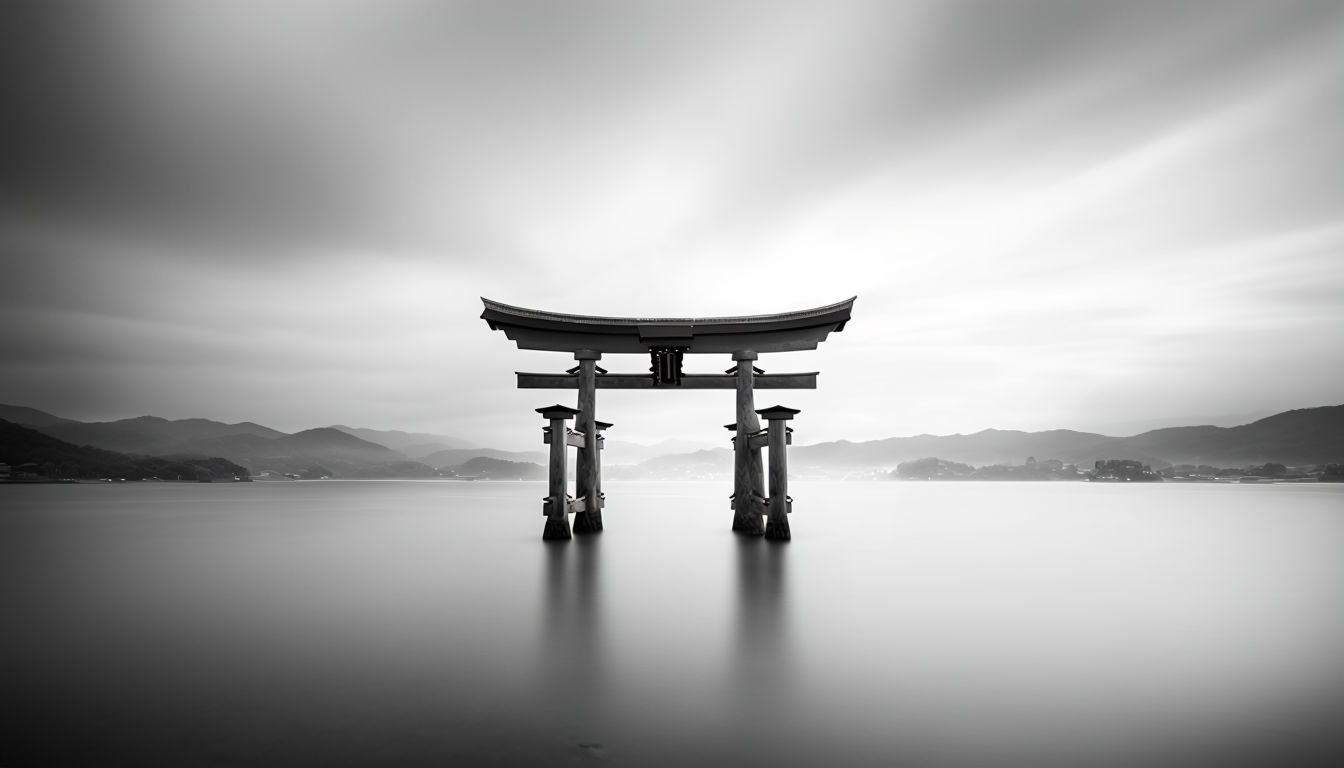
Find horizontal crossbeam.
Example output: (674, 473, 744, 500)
(543, 429, 588, 448)
(516, 372, 818, 389)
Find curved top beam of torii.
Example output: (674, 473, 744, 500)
(480, 296, 855, 354)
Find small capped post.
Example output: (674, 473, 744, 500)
(755, 405, 800, 541)
(589, 420, 614, 526)
(537, 404, 581, 540)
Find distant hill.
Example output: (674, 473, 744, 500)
(602, 438, 721, 465)
(9, 411, 436, 479)
(174, 433, 285, 459)
(329, 425, 476, 458)
(605, 448, 733, 480)
(792, 429, 1121, 470)
(1092, 405, 1344, 466)
(196, 428, 436, 479)
(0, 404, 75, 428)
(448, 456, 546, 481)
(38, 415, 286, 456)
(422, 447, 547, 469)
(5, 402, 1336, 479)
(1, 420, 247, 481)
(274, 428, 401, 461)
(791, 405, 1342, 471)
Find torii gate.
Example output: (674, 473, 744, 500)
(481, 296, 855, 541)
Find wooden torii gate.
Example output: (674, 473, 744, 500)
(481, 297, 855, 541)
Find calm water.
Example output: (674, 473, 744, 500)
(3, 481, 1343, 767)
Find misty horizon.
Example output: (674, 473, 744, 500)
(5, 399, 1334, 453)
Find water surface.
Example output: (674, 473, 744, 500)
(4, 481, 1342, 766)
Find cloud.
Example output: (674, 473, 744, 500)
(2, 0, 1342, 443)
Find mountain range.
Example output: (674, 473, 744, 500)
(790, 405, 1343, 471)
(2, 403, 1340, 480)
(0, 407, 439, 479)
(0, 419, 249, 481)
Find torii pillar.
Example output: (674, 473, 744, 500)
(537, 404, 581, 541)
(572, 350, 603, 534)
(731, 351, 766, 535)
(758, 405, 800, 541)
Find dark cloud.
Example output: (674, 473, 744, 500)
(0, 1, 484, 254)
(0, 1, 795, 255)
(5, 0, 1339, 253)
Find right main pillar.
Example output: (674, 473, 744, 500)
(572, 350, 603, 534)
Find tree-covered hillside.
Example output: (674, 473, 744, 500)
(1, 420, 247, 481)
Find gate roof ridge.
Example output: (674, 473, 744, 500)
(482, 296, 855, 355)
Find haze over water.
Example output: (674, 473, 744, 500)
(4, 480, 1343, 767)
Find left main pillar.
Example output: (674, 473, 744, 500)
(731, 351, 766, 534)
(538, 404, 580, 540)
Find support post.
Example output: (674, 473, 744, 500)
(594, 420, 612, 513)
(757, 405, 800, 541)
(572, 350, 604, 534)
(732, 351, 765, 534)
(538, 404, 581, 540)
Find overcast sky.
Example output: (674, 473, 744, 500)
(2, 0, 1342, 449)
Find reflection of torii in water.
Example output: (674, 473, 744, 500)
(481, 296, 856, 541)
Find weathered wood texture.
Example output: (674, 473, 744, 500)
(595, 420, 611, 511)
(543, 429, 587, 448)
(538, 407, 577, 541)
(516, 372, 817, 389)
(764, 417, 792, 541)
(732, 354, 765, 535)
(572, 354, 603, 534)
